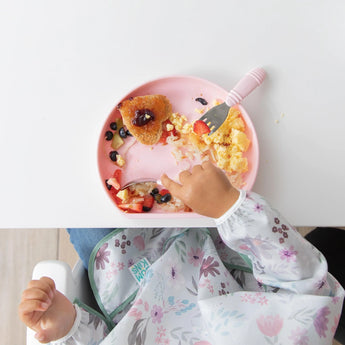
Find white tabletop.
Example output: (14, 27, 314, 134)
(1, 0, 345, 228)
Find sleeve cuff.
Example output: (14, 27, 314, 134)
(214, 189, 246, 225)
(51, 304, 82, 344)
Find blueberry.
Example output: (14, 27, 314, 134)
(143, 206, 152, 212)
(105, 131, 113, 141)
(160, 193, 172, 203)
(126, 130, 132, 136)
(119, 127, 127, 138)
(195, 97, 208, 105)
(105, 179, 112, 190)
(109, 151, 118, 161)
(110, 122, 117, 130)
(150, 188, 159, 195)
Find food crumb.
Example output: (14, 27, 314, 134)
(275, 119, 280, 124)
(281, 112, 285, 118)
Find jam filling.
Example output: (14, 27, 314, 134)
(132, 109, 155, 126)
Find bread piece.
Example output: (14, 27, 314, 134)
(118, 95, 172, 145)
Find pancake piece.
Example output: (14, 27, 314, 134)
(118, 95, 172, 145)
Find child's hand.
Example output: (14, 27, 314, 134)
(18, 277, 76, 343)
(161, 161, 240, 218)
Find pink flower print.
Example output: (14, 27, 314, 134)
(256, 314, 284, 337)
(144, 301, 149, 312)
(200, 256, 220, 278)
(279, 246, 297, 262)
(274, 217, 280, 224)
(332, 296, 341, 304)
(194, 342, 213, 345)
(95, 243, 110, 270)
(288, 327, 309, 345)
(133, 235, 145, 250)
(128, 307, 142, 320)
(258, 296, 269, 306)
(156, 326, 166, 337)
(117, 262, 125, 270)
(239, 244, 250, 251)
(188, 247, 205, 267)
(315, 277, 326, 290)
(331, 315, 341, 334)
(314, 306, 330, 338)
(254, 203, 264, 213)
(151, 305, 163, 324)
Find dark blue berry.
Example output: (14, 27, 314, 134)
(105, 180, 112, 190)
(151, 188, 159, 195)
(105, 131, 113, 141)
(143, 206, 151, 212)
(119, 127, 127, 138)
(195, 97, 208, 105)
(160, 193, 172, 203)
(110, 122, 117, 130)
(109, 151, 118, 161)
(126, 130, 132, 136)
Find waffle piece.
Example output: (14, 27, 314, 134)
(118, 95, 172, 145)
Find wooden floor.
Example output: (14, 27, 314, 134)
(1, 227, 342, 345)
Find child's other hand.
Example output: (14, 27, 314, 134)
(161, 161, 240, 218)
(18, 277, 76, 343)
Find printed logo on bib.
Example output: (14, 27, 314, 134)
(129, 257, 151, 284)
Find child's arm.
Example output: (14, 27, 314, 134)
(162, 163, 344, 343)
(19, 277, 107, 344)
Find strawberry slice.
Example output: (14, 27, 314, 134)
(118, 203, 143, 213)
(159, 189, 170, 196)
(193, 120, 210, 135)
(112, 169, 122, 185)
(143, 195, 154, 211)
(158, 120, 178, 144)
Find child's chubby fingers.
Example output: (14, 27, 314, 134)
(27, 277, 56, 300)
(21, 287, 52, 307)
(18, 298, 50, 318)
(160, 173, 183, 196)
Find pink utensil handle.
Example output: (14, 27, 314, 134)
(226, 67, 266, 107)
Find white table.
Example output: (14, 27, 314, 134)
(1, 0, 344, 228)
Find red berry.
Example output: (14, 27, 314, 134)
(143, 195, 154, 209)
(193, 120, 210, 135)
(159, 189, 170, 196)
(118, 203, 143, 213)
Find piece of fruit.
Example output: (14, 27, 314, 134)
(158, 120, 178, 144)
(109, 151, 118, 162)
(105, 179, 112, 190)
(193, 120, 210, 135)
(105, 131, 113, 141)
(143, 195, 154, 211)
(111, 132, 124, 150)
(159, 189, 170, 196)
(150, 188, 159, 195)
(118, 203, 143, 213)
(160, 193, 172, 203)
(116, 189, 129, 202)
(119, 127, 127, 138)
(110, 122, 117, 130)
(107, 177, 120, 190)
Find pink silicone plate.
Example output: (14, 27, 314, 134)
(97, 76, 259, 218)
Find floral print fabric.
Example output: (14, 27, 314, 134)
(54, 192, 344, 345)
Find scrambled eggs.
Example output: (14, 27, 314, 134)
(169, 106, 250, 184)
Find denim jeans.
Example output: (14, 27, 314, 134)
(66, 228, 115, 269)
